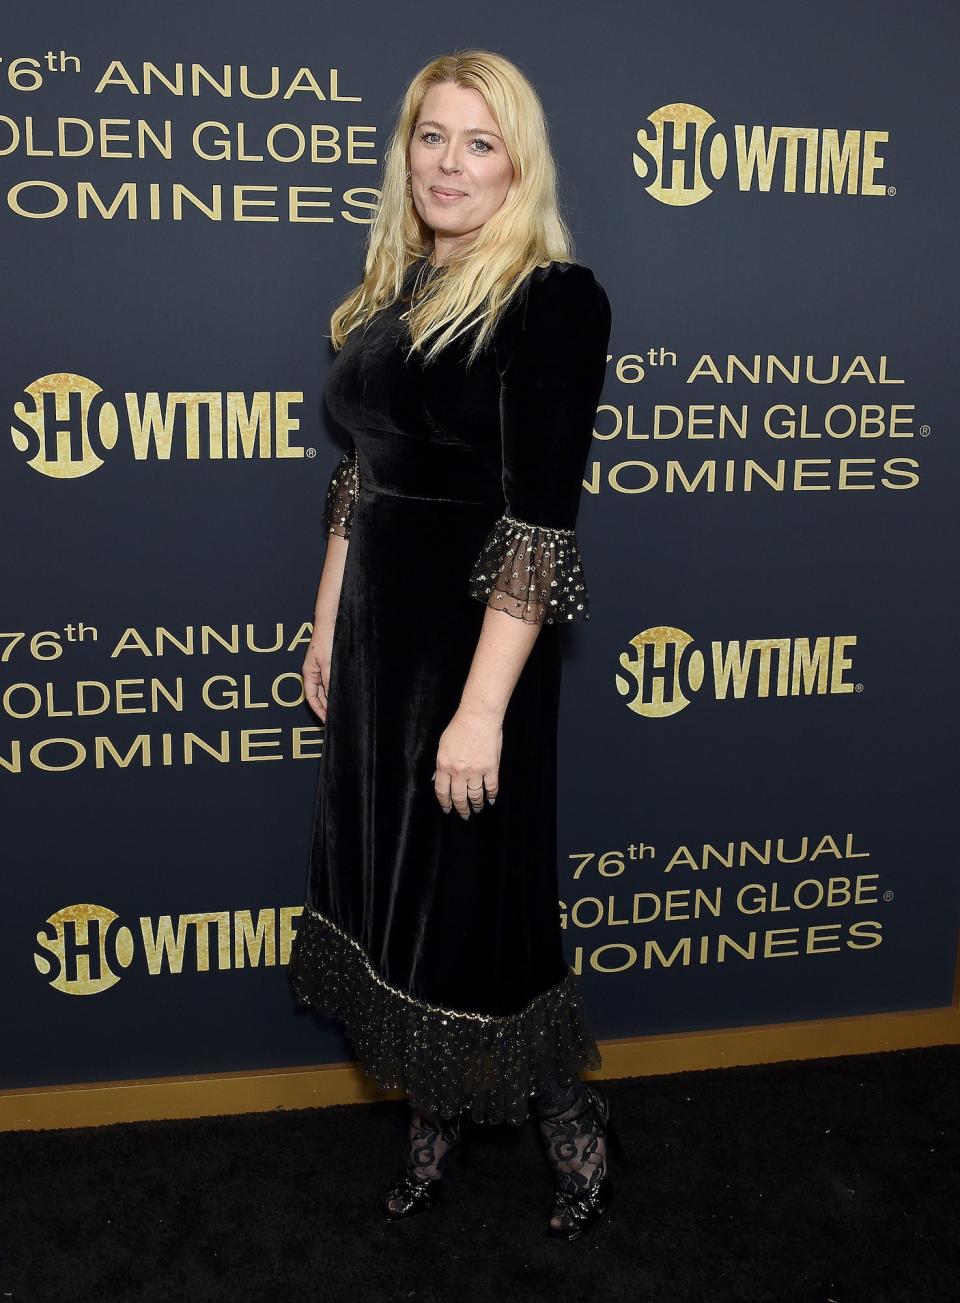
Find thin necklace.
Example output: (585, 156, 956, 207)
(399, 257, 441, 320)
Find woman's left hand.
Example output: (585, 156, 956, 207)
(433, 704, 502, 818)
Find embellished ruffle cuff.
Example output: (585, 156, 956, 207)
(322, 447, 359, 538)
(468, 512, 590, 624)
(287, 902, 602, 1126)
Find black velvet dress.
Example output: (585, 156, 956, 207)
(287, 257, 612, 1125)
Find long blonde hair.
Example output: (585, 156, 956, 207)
(328, 48, 575, 366)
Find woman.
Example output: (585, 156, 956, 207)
(287, 49, 624, 1241)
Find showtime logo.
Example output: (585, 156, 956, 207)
(34, 902, 304, 993)
(617, 626, 860, 718)
(634, 104, 891, 205)
(10, 373, 308, 477)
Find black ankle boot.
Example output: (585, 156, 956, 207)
(533, 1078, 626, 1242)
(378, 1105, 469, 1222)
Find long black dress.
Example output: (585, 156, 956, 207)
(288, 257, 612, 1126)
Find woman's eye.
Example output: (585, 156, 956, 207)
(418, 130, 493, 154)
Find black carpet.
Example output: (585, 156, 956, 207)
(2, 1044, 958, 1302)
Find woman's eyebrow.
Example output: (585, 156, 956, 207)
(417, 118, 503, 141)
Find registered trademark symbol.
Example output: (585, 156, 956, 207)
(306, 447, 316, 458)
(887, 185, 896, 196)
(854, 683, 863, 692)
(919, 425, 930, 437)
(883, 890, 894, 902)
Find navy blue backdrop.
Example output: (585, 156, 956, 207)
(2, 0, 957, 1090)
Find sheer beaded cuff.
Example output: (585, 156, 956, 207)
(322, 447, 359, 538)
(468, 513, 590, 624)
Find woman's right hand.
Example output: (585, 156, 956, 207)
(303, 627, 335, 722)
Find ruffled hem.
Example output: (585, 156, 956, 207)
(287, 903, 602, 1126)
(467, 512, 590, 624)
(322, 447, 359, 538)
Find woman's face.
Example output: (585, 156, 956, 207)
(408, 82, 515, 263)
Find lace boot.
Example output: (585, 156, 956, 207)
(377, 1104, 468, 1221)
(532, 1074, 626, 1241)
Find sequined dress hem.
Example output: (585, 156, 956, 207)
(288, 903, 602, 1126)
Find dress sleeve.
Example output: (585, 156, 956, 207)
(468, 262, 612, 624)
(322, 443, 360, 539)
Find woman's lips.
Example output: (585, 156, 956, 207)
(430, 187, 467, 201)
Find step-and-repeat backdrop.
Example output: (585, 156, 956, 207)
(4, 1, 957, 1091)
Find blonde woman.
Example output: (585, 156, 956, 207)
(288, 48, 625, 1241)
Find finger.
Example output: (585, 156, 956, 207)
(433, 770, 453, 814)
(481, 771, 498, 805)
(465, 780, 485, 812)
(306, 674, 326, 705)
(449, 777, 472, 819)
(315, 677, 329, 721)
(302, 668, 326, 721)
